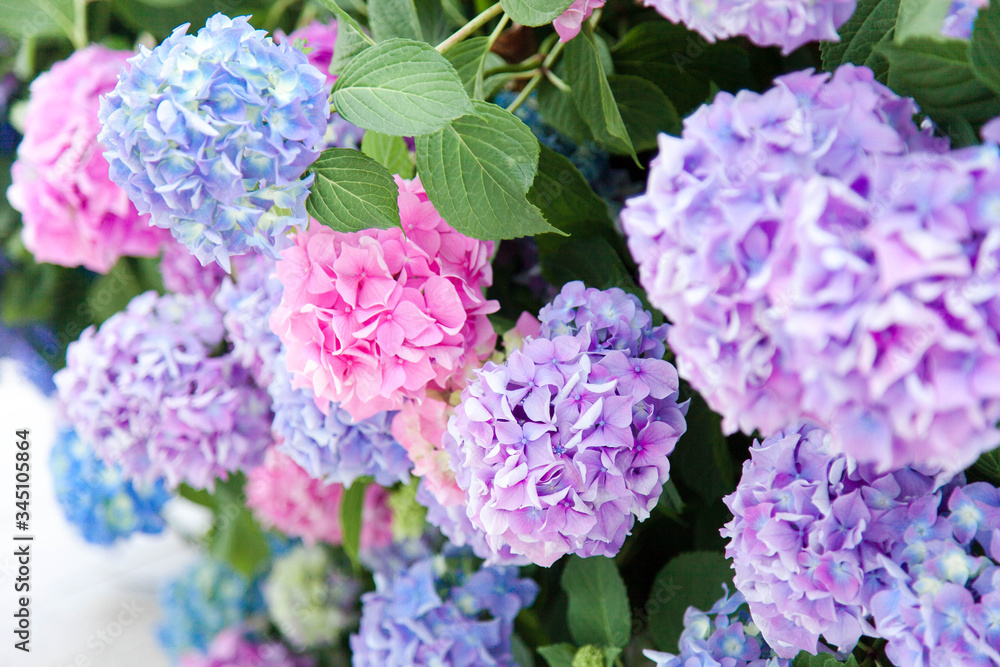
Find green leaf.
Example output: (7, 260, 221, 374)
(527, 145, 611, 233)
(793, 652, 862, 667)
(332, 38, 474, 136)
(971, 0, 1000, 95)
(537, 236, 647, 312)
(1, 262, 60, 324)
(0, 0, 77, 42)
(206, 474, 271, 578)
(669, 392, 735, 501)
(563, 27, 635, 158)
(340, 478, 370, 570)
(512, 634, 536, 667)
(538, 644, 576, 667)
(416, 100, 559, 239)
(895, 0, 952, 41)
(608, 74, 680, 151)
(561, 555, 631, 648)
(880, 37, 1000, 125)
(330, 24, 370, 78)
(85, 259, 149, 327)
(361, 131, 416, 179)
(647, 551, 735, 652)
(537, 76, 595, 144)
(417, 0, 452, 45)
(314, 0, 377, 47)
(444, 36, 506, 99)
(306, 148, 402, 232)
(612, 22, 751, 117)
(499, 0, 574, 26)
(820, 0, 900, 79)
(968, 445, 1000, 484)
(368, 0, 423, 41)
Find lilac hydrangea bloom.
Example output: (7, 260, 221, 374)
(941, 0, 989, 38)
(161, 238, 231, 298)
(416, 480, 528, 566)
(983, 116, 1000, 144)
(50, 428, 171, 545)
(215, 254, 283, 387)
(179, 628, 314, 667)
(98, 14, 330, 271)
(350, 557, 537, 666)
(722, 423, 944, 658)
(644, 587, 791, 667)
(538, 280, 668, 359)
(55, 291, 273, 490)
(620, 65, 1000, 472)
(642, 0, 856, 53)
(863, 481, 1000, 666)
(446, 322, 687, 567)
(270, 348, 412, 488)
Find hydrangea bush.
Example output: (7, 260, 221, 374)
(6, 0, 1000, 666)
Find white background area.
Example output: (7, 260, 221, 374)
(0, 358, 198, 667)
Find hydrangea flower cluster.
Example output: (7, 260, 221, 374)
(864, 482, 1000, 666)
(0, 321, 57, 396)
(392, 396, 465, 507)
(642, 0, 856, 53)
(270, 348, 412, 487)
(158, 559, 265, 659)
(7, 45, 166, 273)
(278, 21, 366, 150)
(270, 176, 498, 421)
(553, 0, 606, 41)
(618, 65, 1000, 472)
(55, 291, 273, 489)
(350, 558, 538, 666)
(179, 628, 314, 667)
(644, 587, 790, 667)
(447, 320, 687, 566)
(98, 14, 330, 270)
(214, 254, 283, 387)
(161, 238, 231, 298)
(722, 423, 943, 658)
(264, 544, 361, 649)
(246, 449, 393, 551)
(50, 428, 171, 545)
(941, 0, 989, 38)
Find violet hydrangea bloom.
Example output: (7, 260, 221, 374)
(215, 254, 283, 387)
(270, 176, 498, 422)
(983, 116, 1000, 143)
(161, 238, 231, 298)
(446, 325, 687, 567)
(618, 65, 1000, 472)
(270, 348, 412, 487)
(246, 448, 393, 551)
(941, 0, 989, 38)
(644, 586, 791, 667)
(50, 428, 171, 545)
(179, 628, 314, 667)
(722, 423, 943, 658)
(642, 0, 855, 53)
(98, 14, 330, 270)
(54, 291, 272, 490)
(7, 45, 166, 273)
(350, 557, 537, 666)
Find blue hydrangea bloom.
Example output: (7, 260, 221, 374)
(270, 348, 412, 488)
(50, 428, 171, 545)
(350, 557, 537, 666)
(98, 14, 330, 271)
(157, 557, 266, 659)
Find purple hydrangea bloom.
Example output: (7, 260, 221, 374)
(644, 587, 791, 667)
(864, 481, 1000, 666)
(446, 324, 687, 567)
(416, 479, 528, 566)
(161, 238, 231, 298)
(722, 423, 944, 658)
(983, 116, 1000, 144)
(270, 348, 412, 488)
(349, 557, 537, 666)
(98, 14, 330, 271)
(941, 0, 989, 38)
(55, 291, 273, 490)
(179, 628, 314, 667)
(538, 280, 668, 359)
(621, 65, 1000, 472)
(50, 428, 171, 545)
(215, 254, 283, 387)
(642, 0, 856, 53)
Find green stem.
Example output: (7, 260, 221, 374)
(544, 68, 571, 93)
(505, 38, 566, 114)
(436, 2, 504, 53)
(474, 12, 509, 99)
(483, 54, 543, 77)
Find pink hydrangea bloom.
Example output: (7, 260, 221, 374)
(246, 449, 392, 551)
(391, 396, 466, 507)
(553, 0, 607, 41)
(270, 176, 499, 421)
(7, 45, 166, 273)
(179, 628, 314, 667)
